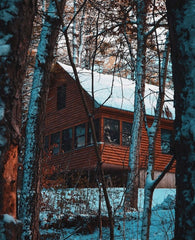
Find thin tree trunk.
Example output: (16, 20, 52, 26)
(73, 0, 77, 64)
(166, 1, 195, 239)
(0, 0, 37, 217)
(78, 6, 86, 67)
(64, 31, 115, 240)
(55, 2, 115, 238)
(124, 0, 147, 210)
(141, 33, 170, 240)
(19, 1, 65, 239)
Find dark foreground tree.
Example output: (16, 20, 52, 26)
(166, 0, 195, 239)
(0, 0, 37, 218)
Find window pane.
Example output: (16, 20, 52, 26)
(87, 119, 100, 145)
(57, 85, 66, 110)
(122, 122, 132, 146)
(44, 135, 49, 152)
(75, 124, 85, 148)
(62, 128, 72, 152)
(50, 132, 60, 155)
(104, 118, 119, 144)
(161, 129, 173, 154)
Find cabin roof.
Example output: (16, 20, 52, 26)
(56, 62, 175, 119)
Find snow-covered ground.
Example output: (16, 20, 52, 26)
(40, 188, 175, 239)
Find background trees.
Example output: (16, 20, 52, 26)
(1, 0, 194, 239)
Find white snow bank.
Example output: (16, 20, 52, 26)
(40, 187, 176, 217)
(138, 188, 176, 210)
(40, 188, 175, 239)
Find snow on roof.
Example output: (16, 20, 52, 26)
(57, 62, 175, 119)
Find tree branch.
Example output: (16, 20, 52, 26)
(153, 155, 176, 189)
(145, 14, 167, 38)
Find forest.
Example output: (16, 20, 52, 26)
(0, 0, 194, 239)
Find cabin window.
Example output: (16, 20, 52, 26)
(50, 132, 60, 155)
(104, 118, 119, 144)
(87, 119, 100, 145)
(57, 84, 66, 110)
(75, 124, 85, 148)
(62, 128, 72, 152)
(44, 135, 49, 153)
(122, 122, 132, 146)
(161, 129, 174, 154)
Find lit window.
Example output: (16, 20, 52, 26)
(75, 124, 85, 148)
(50, 132, 60, 155)
(161, 129, 174, 154)
(57, 85, 66, 110)
(62, 128, 72, 152)
(122, 122, 132, 146)
(104, 118, 119, 144)
(87, 119, 100, 145)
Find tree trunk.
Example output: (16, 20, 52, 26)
(19, 1, 65, 239)
(141, 32, 170, 240)
(125, 0, 147, 210)
(0, 0, 37, 217)
(166, 1, 195, 239)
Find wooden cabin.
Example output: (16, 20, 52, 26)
(43, 62, 175, 188)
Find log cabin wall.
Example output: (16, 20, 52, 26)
(45, 72, 92, 133)
(44, 70, 99, 172)
(97, 107, 175, 188)
(44, 65, 175, 187)
(98, 107, 175, 172)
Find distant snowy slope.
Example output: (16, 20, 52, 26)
(58, 62, 175, 119)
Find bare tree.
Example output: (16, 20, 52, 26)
(140, 32, 175, 240)
(54, 1, 115, 238)
(19, 0, 65, 239)
(166, 0, 195, 239)
(124, 0, 148, 209)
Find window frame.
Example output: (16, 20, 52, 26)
(87, 118, 100, 145)
(104, 118, 120, 144)
(57, 84, 66, 110)
(61, 128, 73, 153)
(44, 135, 49, 153)
(122, 121, 132, 146)
(75, 123, 86, 148)
(50, 131, 60, 155)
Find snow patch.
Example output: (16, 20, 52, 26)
(39, 188, 175, 239)
(0, 33, 13, 56)
(3, 214, 16, 224)
(0, 44, 11, 56)
(138, 188, 176, 210)
(0, 98, 5, 121)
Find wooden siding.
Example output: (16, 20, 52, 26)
(44, 65, 175, 176)
(101, 144, 129, 167)
(98, 107, 175, 173)
(45, 145, 97, 171)
(45, 72, 94, 133)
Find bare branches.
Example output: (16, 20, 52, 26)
(145, 14, 167, 38)
(54, 2, 115, 239)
